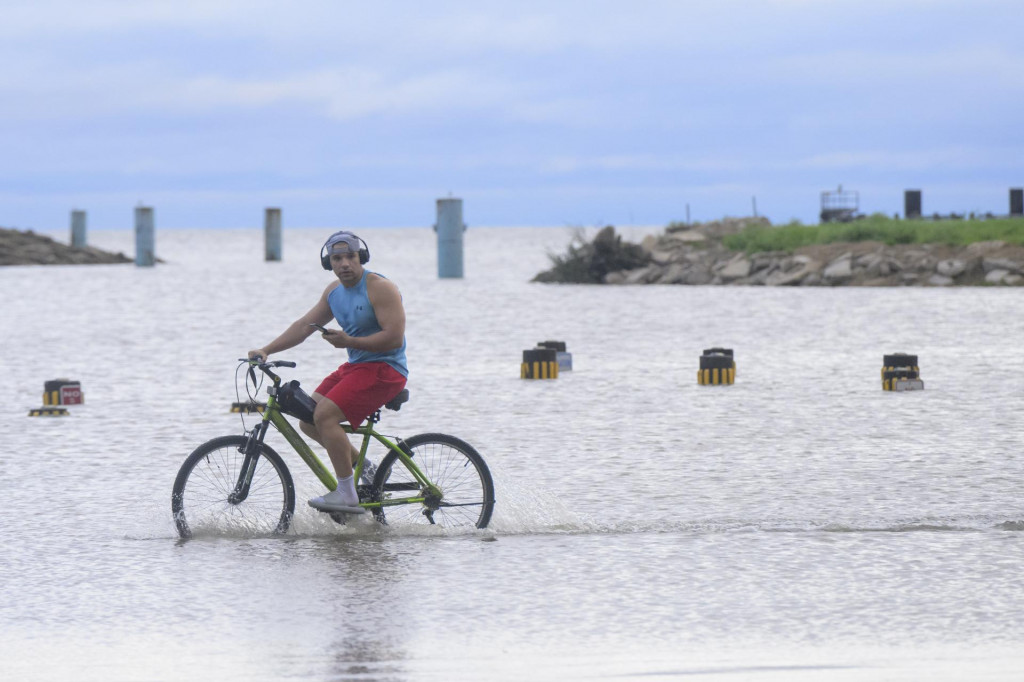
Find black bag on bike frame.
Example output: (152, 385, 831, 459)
(273, 380, 317, 423)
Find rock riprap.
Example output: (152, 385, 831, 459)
(534, 219, 1024, 286)
(1, 227, 132, 266)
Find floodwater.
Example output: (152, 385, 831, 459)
(1, 225, 1022, 681)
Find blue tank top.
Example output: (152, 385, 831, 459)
(327, 271, 408, 377)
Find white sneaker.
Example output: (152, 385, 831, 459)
(308, 488, 365, 514)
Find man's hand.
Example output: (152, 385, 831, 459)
(320, 329, 355, 349)
(248, 348, 268, 362)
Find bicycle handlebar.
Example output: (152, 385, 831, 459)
(238, 359, 296, 388)
(238, 358, 296, 369)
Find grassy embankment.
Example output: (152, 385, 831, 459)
(715, 215, 1024, 254)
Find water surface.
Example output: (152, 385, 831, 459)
(1, 226, 1022, 681)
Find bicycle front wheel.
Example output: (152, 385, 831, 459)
(371, 432, 495, 529)
(172, 435, 295, 539)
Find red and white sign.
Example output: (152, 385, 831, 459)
(60, 384, 83, 405)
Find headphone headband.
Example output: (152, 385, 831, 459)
(320, 231, 370, 269)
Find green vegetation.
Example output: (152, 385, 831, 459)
(722, 214, 1024, 254)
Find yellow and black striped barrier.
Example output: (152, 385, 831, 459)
(882, 353, 924, 391)
(230, 401, 267, 413)
(521, 348, 558, 379)
(28, 406, 69, 417)
(698, 348, 736, 385)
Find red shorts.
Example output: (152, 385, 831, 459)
(314, 362, 407, 428)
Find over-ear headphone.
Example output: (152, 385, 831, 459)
(320, 231, 370, 270)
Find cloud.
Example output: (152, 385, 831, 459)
(1, 0, 1021, 228)
(3, 1, 1021, 127)
(755, 46, 1024, 92)
(537, 144, 1024, 176)
(0, 0, 258, 37)
(539, 155, 749, 174)
(174, 68, 507, 120)
(0, 59, 523, 122)
(793, 147, 1023, 172)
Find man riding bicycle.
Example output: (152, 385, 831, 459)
(248, 230, 408, 514)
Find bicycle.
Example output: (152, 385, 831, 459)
(171, 360, 495, 539)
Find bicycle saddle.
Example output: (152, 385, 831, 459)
(385, 389, 410, 411)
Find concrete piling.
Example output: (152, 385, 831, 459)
(134, 206, 155, 266)
(435, 198, 465, 278)
(265, 208, 282, 261)
(70, 210, 87, 248)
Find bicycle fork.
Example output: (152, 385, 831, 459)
(227, 422, 269, 505)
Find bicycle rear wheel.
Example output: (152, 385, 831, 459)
(172, 435, 295, 539)
(371, 433, 494, 529)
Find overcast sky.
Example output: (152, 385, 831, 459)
(1, 0, 1021, 230)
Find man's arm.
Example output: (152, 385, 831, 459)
(248, 284, 337, 361)
(323, 275, 405, 353)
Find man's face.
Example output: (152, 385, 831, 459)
(330, 248, 362, 284)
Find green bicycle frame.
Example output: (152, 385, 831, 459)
(260, 388, 441, 510)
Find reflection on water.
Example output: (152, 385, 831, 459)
(1, 227, 1023, 681)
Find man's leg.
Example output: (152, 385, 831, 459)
(313, 397, 355, 478)
(307, 396, 363, 512)
(301, 394, 372, 481)
(298, 419, 321, 445)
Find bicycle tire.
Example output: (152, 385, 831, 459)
(371, 433, 495, 529)
(172, 435, 295, 539)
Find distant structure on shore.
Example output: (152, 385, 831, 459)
(820, 185, 861, 223)
(821, 186, 1023, 223)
